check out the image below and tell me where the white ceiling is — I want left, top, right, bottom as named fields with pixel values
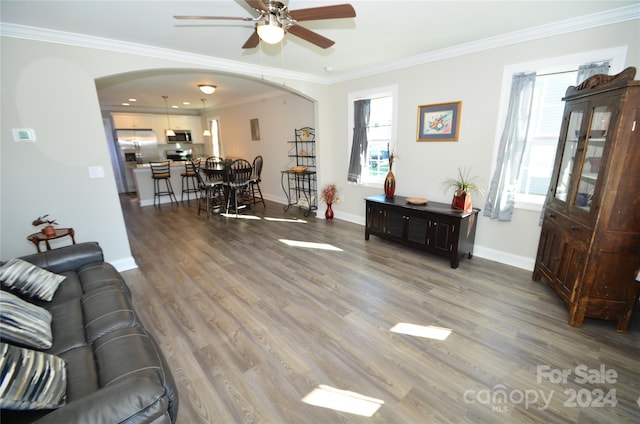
left=1, top=0, right=638, bottom=113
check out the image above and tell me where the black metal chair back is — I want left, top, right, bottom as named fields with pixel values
left=228, top=159, right=252, bottom=185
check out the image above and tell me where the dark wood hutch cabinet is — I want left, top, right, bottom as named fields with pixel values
left=532, top=67, right=640, bottom=332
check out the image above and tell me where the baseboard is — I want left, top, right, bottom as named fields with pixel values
left=109, top=256, right=138, bottom=272
left=472, top=245, right=535, bottom=271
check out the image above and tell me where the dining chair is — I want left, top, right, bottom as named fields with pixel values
left=204, top=156, right=224, bottom=181
left=193, top=160, right=224, bottom=218
left=180, top=158, right=201, bottom=204
left=225, top=158, right=253, bottom=215
left=248, top=155, right=265, bottom=207
left=149, top=161, right=178, bottom=207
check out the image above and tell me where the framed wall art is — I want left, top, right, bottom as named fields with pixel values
left=416, top=101, right=462, bottom=142
left=250, top=118, right=260, bottom=141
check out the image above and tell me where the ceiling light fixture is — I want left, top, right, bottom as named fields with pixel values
left=162, top=95, right=175, bottom=137
left=257, top=13, right=285, bottom=44
left=201, top=99, right=212, bottom=137
left=199, top=85, right=216, bottom=95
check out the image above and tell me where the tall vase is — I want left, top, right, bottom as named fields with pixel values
left=384, top=170, right=396, bottom=198
left=325, top=203, right=334, bottom=220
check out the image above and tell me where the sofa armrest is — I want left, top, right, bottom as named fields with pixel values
left=33, top=377, right=171, bottom=424
left=19, top=242, right=104, bottom=274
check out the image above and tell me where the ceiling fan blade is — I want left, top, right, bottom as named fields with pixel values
left=246, top=0, right=268, bottom=12
left=288, top=4, right=356, bottom=21
left=287, top=25, right=335, bottom=49
left=174, top=15, right=254, bottom=21
left=242, top=30, right=260, bottom=49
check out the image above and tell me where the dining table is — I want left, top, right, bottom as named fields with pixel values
left=200, top=159, right=253, bottom=213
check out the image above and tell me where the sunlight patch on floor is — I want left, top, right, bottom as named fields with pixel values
left=390, top=323, right=452, bottom=340
left=302, top=385, right=384, bottom=417
left=264, top=217, right=307, bottom=223
left=279, top=239, right=343, bottom=251
left=220, top=213, right=262, bottom=220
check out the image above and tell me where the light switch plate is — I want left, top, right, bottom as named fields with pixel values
left=12, top=128, right=36, bottom=142
left=88, top=166, right=105, bottom=179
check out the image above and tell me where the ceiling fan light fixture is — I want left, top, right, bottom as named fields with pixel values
left=257, top=14, right=284, bottom=44
left=199, top=84, right=216, bottom=94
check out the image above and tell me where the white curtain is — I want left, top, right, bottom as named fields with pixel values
left=576, top=61, right=611, bottom=84
left=484, top=72, right=536, bottom=221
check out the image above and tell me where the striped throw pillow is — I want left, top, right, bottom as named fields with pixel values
left=0, top=342, right=67, bottom=410
left=0, top=291, right=52, bottom=349
left=0, top=258, right=66, bottom=301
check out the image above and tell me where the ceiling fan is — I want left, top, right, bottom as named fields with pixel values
left=174, top=0, right=356, bottom=49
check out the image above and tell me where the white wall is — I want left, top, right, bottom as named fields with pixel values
left=207, top=93, right=314, bottom=203
left=1, top=19, right=638, bottom=271
left=317, top=20, right=639, bottom=270
left=0, top=37, right=318, bottom=265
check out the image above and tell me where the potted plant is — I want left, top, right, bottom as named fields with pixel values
left=442, top=167, right=484, bottom=212
left=321, top=184, right=339, bottom=220
left=32, top=214, right=59, bottom=236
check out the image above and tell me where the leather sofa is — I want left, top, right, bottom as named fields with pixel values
left=1, top=242, right=178, bottom=423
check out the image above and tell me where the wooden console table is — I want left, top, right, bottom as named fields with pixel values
left=365, top=195, right=479, bottom=268
left=27, top=228, right=76, bottom=252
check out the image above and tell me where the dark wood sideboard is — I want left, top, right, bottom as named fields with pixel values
left=365, top=195, right=479, bottom=268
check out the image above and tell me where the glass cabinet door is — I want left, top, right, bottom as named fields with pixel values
left=573, top=106, right=611, bottom=211
left=554, top=110, right=583, bottom=202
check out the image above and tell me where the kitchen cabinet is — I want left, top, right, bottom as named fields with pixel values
left=111, top=113, right=156, bottom=129
left=112, top=113, right=203, bottom=143
left=365, top=195, right=479, bottom=268
left=532, top=67, right=640, bottom=332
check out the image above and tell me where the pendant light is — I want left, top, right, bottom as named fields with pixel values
left=201, top=99, right=212, bottom=137
left=162, top=95, right=175, bottom=137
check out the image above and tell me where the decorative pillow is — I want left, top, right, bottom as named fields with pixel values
left=0, top=291, right=52, bottom=349
left=0, top=258, right=66, bottom=301
left=0, top=342, right=67, bottom=410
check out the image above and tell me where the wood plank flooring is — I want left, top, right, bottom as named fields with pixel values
left=118, top=195, right=640, bottom=423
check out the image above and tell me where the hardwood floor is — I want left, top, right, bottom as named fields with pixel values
left=118, top=195, right=640, bottom=423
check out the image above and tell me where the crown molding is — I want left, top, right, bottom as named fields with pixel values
left=326, top=4, right=640, bottom=83
left=1, top=4, right=638, bottom=85
left=0, top=21, right=328, bottom=85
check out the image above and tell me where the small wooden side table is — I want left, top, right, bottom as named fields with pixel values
left=27, top=228, right=76, bottom=252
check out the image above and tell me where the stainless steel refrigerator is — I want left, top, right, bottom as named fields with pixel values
left=114, top=129, right=159, bottom=193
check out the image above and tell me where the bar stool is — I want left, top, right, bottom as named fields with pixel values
left=181, top=158, right=200, bottom=204
left=149, top=161, right=178, bottom=207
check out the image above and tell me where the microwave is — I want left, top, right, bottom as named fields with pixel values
left=167, top=130, right=192, bottom=143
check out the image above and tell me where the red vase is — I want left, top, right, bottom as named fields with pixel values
left=384, top=170, right=396, bottom=198
left=452, top=190, right=472, bottom=212
left=325, top=203, right=334, bottom=220
left=42, top=225, right=56, bottom=236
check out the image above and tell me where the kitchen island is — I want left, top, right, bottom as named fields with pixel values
left=131, top=161, right=196, bottom=206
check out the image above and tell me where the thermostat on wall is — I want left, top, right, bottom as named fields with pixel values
left=12, top=128, right=36, bottom=142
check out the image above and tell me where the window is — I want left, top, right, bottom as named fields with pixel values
left=348, top=86, right=397, bottom=185
left=210, top=119, right=221, bottom=157
left=492, top=47, right=626, bottom=212
left=516, top=70, right=577, bottom=203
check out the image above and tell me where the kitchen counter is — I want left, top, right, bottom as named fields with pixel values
left=131, top=160, right=198, bottom=206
